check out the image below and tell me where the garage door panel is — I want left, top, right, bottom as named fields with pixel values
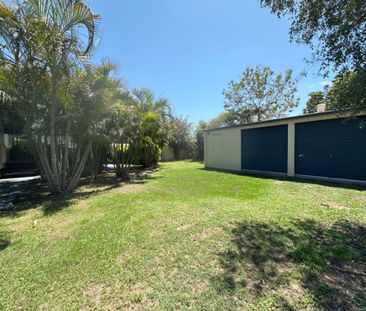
left=295, top=117, right=366, bottom=181
left=241, top=125, right=288, bottom=173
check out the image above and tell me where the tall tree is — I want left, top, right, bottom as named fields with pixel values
left=0, top=0, right=100, bottom=193
left=327, top=71, right=366, bottom=114
left=223, top=66, right=300, bottom=122
left=131, top=88, right=172, bottom=167
left=260, top=0, right=366, bottom=72
left=194, top=120, right=207, bottom=161
left=76, top=61, right=120, bottom=182
left=132, top=88, right=171, bottom=149
left=207, top=111, right=238, bottom=129
left=105, top=88, right=172, bottom=176
left=168, top=116, right=193, bottom=160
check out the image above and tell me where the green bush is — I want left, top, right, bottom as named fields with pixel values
left=140, top=136, right=161, bottom=168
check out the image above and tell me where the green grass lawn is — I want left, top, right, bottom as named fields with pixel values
left=1, top=162, right=365, bottom=310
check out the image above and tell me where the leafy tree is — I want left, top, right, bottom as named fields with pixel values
left=327, top=71, right=366, bottom=114
left=303, top=91, right=327, bottom=114
left=207, top=111, right=237, bottom=129
left=168, top=116, right=193, bottom=160
left=130, top=88, right=171, bottom=167
left=223, top=66, right=299, bottom=122
left=260, top=1, right=366, bottom=113
left=0, top=0, right=100, bottom=193
left=194, top=120, right=207, bottom=161
left=106, top=99, right=139, bottom=179
left=82, top=61, right=121, bottom=181
left=260, top=0, right=366, bottom=72
left=105, top=88, right=171, bottom=177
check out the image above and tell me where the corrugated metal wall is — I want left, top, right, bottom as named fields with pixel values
left=295, top=117, right=366, bottom=181
left=241, top=125, right=288, bottom=173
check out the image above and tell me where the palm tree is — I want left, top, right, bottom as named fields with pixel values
left=0, top=0, right=100, bottom=193
left=132, top=88, right=170, bottom=116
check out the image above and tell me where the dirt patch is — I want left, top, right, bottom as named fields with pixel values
left=82, top=281, right=155, bottom=311
left=192, top=227, right=223, bottom=244
left=177, top=224, right=191, bottom=231
left=277, top=279, right=306, bottom=306
left=116, top=251, right=135, bottom=265
left=82, top=283, right=107, bottom=310
left=321, top=201, right=351, bottom=210
left=111, top=282, right=154, bottom=311
left=190, top=280, right=209, bottom=296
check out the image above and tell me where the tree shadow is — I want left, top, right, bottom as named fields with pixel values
left=200, top=167, right=366, bottom=191
left=0, top=230, right=11, bottom=252
left=213, top=219, right=366, bottom=310
left=1, top=167, right=160, bottom=217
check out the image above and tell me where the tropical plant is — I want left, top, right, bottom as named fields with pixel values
left=130, top=88, right=171, bottom=167
left=106, top=96, right=139, bottom=179
left=0, top=0, right=100, bottom=193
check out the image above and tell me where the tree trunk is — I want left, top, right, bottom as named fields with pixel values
left=35, top=140, right=57, bottom=193
left=66, top=141, right=92, bottom=193
left=49, top=71, right=61, bottom=192
left=61, top=121, right=70, bottom=190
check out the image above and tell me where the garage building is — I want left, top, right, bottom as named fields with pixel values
left=204, top=110, right=366, bottom=183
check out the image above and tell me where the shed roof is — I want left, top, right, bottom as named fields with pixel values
left=204, top=110, right=364, bottom=132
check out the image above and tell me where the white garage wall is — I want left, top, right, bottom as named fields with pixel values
left=204, top=127, right=241, bottom=171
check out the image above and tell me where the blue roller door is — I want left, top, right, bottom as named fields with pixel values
left=241, top=125, right=288, bottom=173
left=295, top=117, right=366, bottom=181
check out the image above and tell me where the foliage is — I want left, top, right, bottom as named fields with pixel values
left=260, top=0, right=366, bottom=72
left=140, top=136, right=161, bottom=168
left=168, top=116, right=193, bottom=160
left=0, top=1, right=190, bottom=191
left=207, top=111, right=238, bottom=129
left=0, top=0, right=100, bottom=193
left=327, top=71, right=366, bottom=114
left=304, top=71, right=366, bottom=114
left=131, top=88, right=171, bottom=167
left=104, top=87, right=171, bottom=176
left=194, top=120, right=208, bottom=161
left=303, top=91, right=327, bottom=114
left=223, top=66, right=300, bottom=122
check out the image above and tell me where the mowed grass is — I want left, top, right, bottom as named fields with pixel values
left=0, top=162, right=365, bottom=310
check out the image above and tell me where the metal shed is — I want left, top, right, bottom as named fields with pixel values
left=204, top=111, right=366, bottom=183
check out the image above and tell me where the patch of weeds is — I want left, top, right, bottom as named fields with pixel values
left=130, top=293, right=143, bottom=304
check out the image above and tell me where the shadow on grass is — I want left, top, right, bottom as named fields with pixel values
left=213, top=219, right=366, bottom=310
left=0, top=230, right=11, bottom=252
left=1, top=167, right=160, bottom=217
left=200, top=167, right=366, bottom=191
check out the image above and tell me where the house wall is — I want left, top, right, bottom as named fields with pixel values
left=204, top=111, right=366, bottom=180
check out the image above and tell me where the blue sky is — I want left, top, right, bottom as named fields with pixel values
left=88, top=0, right=330, bottom=123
